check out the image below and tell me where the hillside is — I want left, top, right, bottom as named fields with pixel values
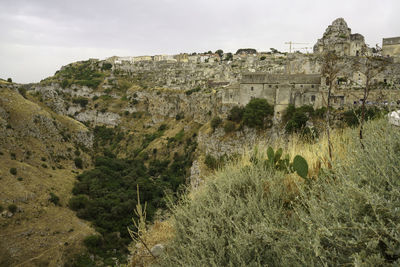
left=147, top=118, right=400, bottom=266
left=0, top=87, right=95, bottom=266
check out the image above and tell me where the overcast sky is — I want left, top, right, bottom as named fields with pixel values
left=0, top=0, right=399, bottom=83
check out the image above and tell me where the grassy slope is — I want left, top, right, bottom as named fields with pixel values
left=0, top=88, right=95, bottom=266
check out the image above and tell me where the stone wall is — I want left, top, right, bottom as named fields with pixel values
left=382, top=37, right=400, bottom=58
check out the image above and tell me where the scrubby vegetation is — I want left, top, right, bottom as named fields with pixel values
left=69, top=120, right=198, bottom=264
left=156, top=119, right=400, bottom=266
left=342, top=106, right=385, bottom=127
left=48, top=60, right=105, bottom=89
left=243, top=98, right=274, bottom=129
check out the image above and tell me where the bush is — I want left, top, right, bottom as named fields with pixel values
left=84, top=235, right=103, bottom=254
left=18, top=87, right=27, bottom=98
left=49, top=192, right=60, bottom=206
left=228, top=106, right=244, bottom=123
left=7, top=78, right=12, bottom=83
left=158, top=119, right=400, bottom=266
left=74, top=157, right=83, bottom=169
left=0, top=205, right=3, bottom=212
left=101, top=63, right=112, bottom=70
left=68, top=195, right=89, bottom=211
left=72, top=97, right=89, bottom=108
left=210, top=116, right=222, bottom=131
left=243, top=98, right=274, bottom=129
left=8, top=204, right=17, bottom=213
left=223, top=121, right=236, bottom=133
left=285, top=110, right=308, bottom=134
left=204, top=154, right=218, bottom=170
left=175, top=113, right=184, bottom=121
left=10, top=168, right=17, bottom=175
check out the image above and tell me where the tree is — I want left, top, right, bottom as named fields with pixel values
left=211, top=116, right=222, bottom=131
left=243, top=98, right=274, bottom=129
left=319, top=51, right=343, bottom=161
left=355, top=47, right=390, bottom=148
left=7, top=78, right=12, bottom=83
left=228, top=106, right=244, bottom=123
left=215, top=49, right=224, bottom=59
left=225, top=52, right=233, bottom=61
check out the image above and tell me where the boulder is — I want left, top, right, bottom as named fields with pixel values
left=150, top=244, right=164, bottom=257
left=388, top=110, right=400, bottom=126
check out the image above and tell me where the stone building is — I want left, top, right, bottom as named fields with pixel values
left=313, top=18, right=367, bottom=56
left=223, top=73, right=322, bottom=117
left=382, top=37, right=400, bottom=61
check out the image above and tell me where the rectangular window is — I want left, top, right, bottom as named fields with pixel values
left=311, top=95, right=316, bottom=102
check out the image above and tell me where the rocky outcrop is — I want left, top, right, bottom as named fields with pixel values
left=131, top=90, right=223, bottom=124
left=389, top=110, right=400, bottom=126
left=313, top=18, right=367, bottom=56
left=197, top=127, right=273, bottom=158
left=75, top=110, right=121, bottom=126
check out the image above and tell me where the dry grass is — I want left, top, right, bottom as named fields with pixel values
left=0, top=88, right=95, bottom=266
left=129, top=220, right=174, bottom=267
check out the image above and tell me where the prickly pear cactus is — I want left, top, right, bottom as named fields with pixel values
left=293, top=155, right=308, bottom=179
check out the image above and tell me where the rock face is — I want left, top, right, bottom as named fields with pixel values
left=131, top=90, right=223, bottom=124
left=314, top=18, right=367, bottom=56
left=75, top=110, right=121, bottom=126
left=197, top=127, right=272, bottom=158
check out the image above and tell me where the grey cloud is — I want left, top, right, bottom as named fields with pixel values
left=0, top=0, right=399, bottom=83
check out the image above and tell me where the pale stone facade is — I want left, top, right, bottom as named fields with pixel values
left=382, top=37, right=400, bottom=61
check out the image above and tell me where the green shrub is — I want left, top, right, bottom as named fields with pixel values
left=7, top=78, right=12, bottom=83
left=228, top=106, right=244, bottom=123
left=83, top=235, right=104, bottom=254
left=10, top=152, right=16, bottom=160
left=175, top=113, right=184, bottom=120
left=314, top=106, right=327, bottom=119
left=72, top=97, right=89, bottom=108
left=223, top=121, right=236, bottom=133
left=18, top=87, right=27, bottom=98
left=204, top=154, right=218, bottom=170
left=8, top=204, right=17, bottom=213
left=101, top=62, right=112, bottom=70
left=0, top=205, right=3, bottom=212
left=158, top=119, right=400, bottom=266
left=68, top=195, right=89, bottom=211
left=211, top=116, right=222, bottom=131
left=17, top=177, right=23, bottom=181
left=185, top=87, right=201, bottom=95
left=49, top=192, right=60, bottom=206
left=343, top=109, right=359, bottom=127
left=285, top=110, right=308, bottom=134
left=74, top=157, right=83, bottom=169
left=243, top=98, right=273, bottom=129
left=10, top=168, right=17, bottom=175
left=260, top=56, right=266, bottom=60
